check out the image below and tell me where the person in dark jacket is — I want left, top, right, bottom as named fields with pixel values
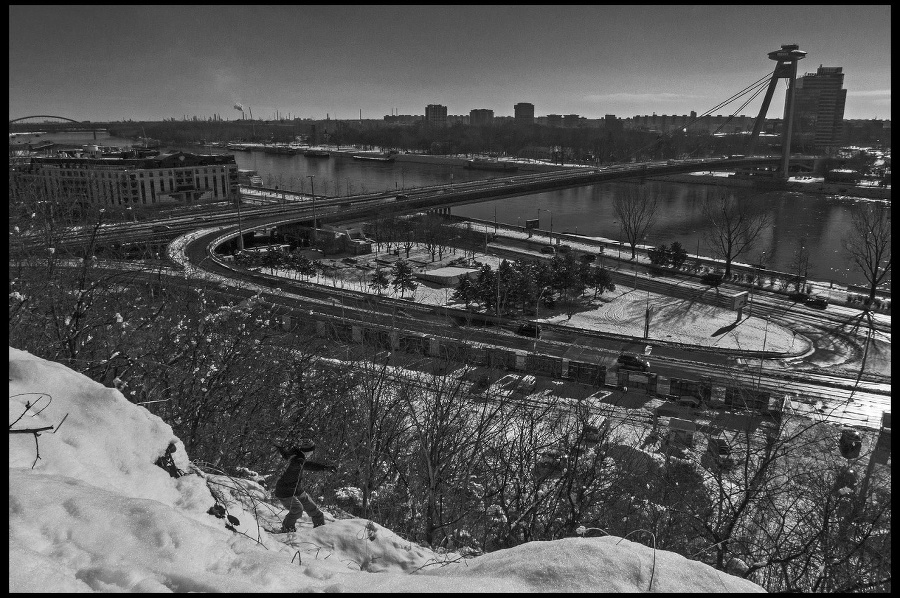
left=273, top=439, right=336, bottom=532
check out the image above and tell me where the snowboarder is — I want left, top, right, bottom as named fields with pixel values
left=273, top=439, right=336, bottom=532
left=154, top=442, right=184, bottom=478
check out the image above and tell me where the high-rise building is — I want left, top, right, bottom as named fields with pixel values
left=792, top=65, right=847, bottom=150
left=469, top=108, right=494, bottom=126
left=514, top=102, right=535, bottom=124
left=425, top=104, right=448, bottom=127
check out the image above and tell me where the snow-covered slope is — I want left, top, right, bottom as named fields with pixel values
left=9, top=347, right=765, bottom=592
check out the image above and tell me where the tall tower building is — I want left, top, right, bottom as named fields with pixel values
left=792, top=65, right=847, bottom=151
left=514, top=102, right=535, bottom=124
left=425, top=104, right=448, bottom=127
left=469, top=108, right=494, bottom=126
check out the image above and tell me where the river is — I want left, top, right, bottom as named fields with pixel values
left=229, top=151, right=890, bottom=287
left=22, top=134, right=885, bottom=287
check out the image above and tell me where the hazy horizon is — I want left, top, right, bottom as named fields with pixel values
left=9, top=5, right=891, bottom=123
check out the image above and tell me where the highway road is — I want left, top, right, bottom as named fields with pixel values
left=23, top=155, right=886, bottom=430
left=163, top=215, right=890, bottom=430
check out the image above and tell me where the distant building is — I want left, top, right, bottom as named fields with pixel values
left=383, top=114, right=422, bottom=125
left=792, top=65, right=848, bottom=151
left=425, top=104, right=448, bottom=127
left=842, top=118, right=890, bottom=146
left=563, top=114, right=581, bottom=128
left=546, top=114, right=562, bottom=127
left=604, top=114, right=623, bottom=131
left=514, top=102, right=535, bottom=124
left=625, top=113, right=759, bottom=134
left=469, top=108, right=494, bottom=126
left=10, top=151, right=238, bottom=207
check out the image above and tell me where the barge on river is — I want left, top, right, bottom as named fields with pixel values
left=464, top=158, right=519, bottom=172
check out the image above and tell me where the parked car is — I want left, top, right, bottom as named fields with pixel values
left=788, top=291, right=810, bottom=302
left=580, top=253, right=596, bottom=263
left=707, top=437, right=733, bottom=467
left=515, top=322, right=541, bottom=338
left=617, top=354, right=650, bottom=372
left=700, top=272, right=724, bottom=286
left=540, top=245, right=556, bottom=254
left=677, top=396, right=701, bottom=409
left=805, top=295, right=828, bottom=309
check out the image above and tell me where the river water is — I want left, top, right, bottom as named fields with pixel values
left=47, top=140, right=872, bottom=288
left=230, top=151, right=889, bottom=287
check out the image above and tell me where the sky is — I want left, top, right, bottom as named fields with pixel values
left=9, top=345, right=765, bottom=592
left=8, top=6, right=891, bottom=123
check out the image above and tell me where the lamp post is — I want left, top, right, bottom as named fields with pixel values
left=235, top=189, right=244, bottom=251
left=533, top=286, right=550, bottom=354
left=538, top=208, right=553, bottom=244
left=757, top=318, right=769, bottom=389
left=307, top=175, right=316, bottom=244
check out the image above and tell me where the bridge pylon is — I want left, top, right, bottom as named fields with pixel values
left=748, top=44, right=806, bottom=179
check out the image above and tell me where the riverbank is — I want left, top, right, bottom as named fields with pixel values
left=455, top=215, right=892, bottom=309
left=320, top=150, right=573, bottom=173
left=652, top=172, right=891, bottom=200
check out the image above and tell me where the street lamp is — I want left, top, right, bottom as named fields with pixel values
left=538, top=208, right=553, bottom=244
left=757, top=318, right=769, bottom=389
left=307, top=175, right=316, bottom=244
left=235, top=189, right=245, bottom=251
left=533, top=286, right=551, bottom=354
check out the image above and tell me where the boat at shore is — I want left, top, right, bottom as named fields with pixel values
left=352, top=153, right=395, bottom=162
left=226, top=142, right=252, bottom=151
left=303, top=149, right=330, bottom=158
left=262, top=144, right=300, bottom=155
left=465, top=158, right=519, bottom=172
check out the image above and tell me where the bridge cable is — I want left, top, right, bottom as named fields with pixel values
left=619, top=71, right=775, bottom=163
left=683, top=77, right=772, bottom=158
left=621, top=73, right=773, bottom=161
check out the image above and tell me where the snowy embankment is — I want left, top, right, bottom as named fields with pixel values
left=9, top=347, right=764, bottom=592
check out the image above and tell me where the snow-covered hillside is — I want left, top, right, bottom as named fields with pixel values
left=9, top=346, right=764, bottom=592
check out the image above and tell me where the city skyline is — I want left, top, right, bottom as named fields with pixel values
left=8, top=5, right=891, bottom=123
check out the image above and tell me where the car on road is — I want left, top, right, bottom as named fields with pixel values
left=152, top=224, right=172, bottom=232
left=557, top=244, right=571, bottom=254
left=617, top=354, right=650, bottom=372
left=804, top=295, right=828, bottom=309
left=515, top=322, right=541, bottom=338
left=700, top=272, right=724, bottom=286
left=540, top=245, right=556, bottom=254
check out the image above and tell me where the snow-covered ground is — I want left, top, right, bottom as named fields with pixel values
left=9, top=346, right=764, bottom=592
left=260, top=253, right=804, bottom=354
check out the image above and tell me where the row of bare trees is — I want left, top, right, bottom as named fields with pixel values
left=612, top=185, right=890, bottom=304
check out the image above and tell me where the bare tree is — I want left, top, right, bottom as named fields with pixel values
left=844, top=202, right=891, bottom=304
left=701, top=193, right=770, bottom=278
left=612, top=185, right=658, bottom=260
left=789, top=236, right=811, bottom=293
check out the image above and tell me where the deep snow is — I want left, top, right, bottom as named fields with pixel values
left=9, top=346, right=764, bottom=592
